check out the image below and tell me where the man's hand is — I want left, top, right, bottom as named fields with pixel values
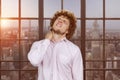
left=45, top=31, right=53, bottom=40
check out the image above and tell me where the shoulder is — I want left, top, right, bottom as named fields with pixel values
left=32, top=39, right=46, bottom=46
left=33, top=39, right=44, bottom=44
left=65, top=40, right=81, bottom=56
left=66, top=40, right=82, bottom=59
left=66, top=40, right=80, bottom=50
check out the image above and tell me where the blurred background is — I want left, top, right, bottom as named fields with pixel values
left=0, top=0, right=120, bottom=80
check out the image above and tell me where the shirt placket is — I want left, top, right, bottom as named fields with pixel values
left=52, top=43, right=58, bottom=80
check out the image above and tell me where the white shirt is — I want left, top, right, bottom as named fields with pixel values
left=28, top=38, right=83, bottom=80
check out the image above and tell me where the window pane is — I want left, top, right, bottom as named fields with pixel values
left=1, top=40, right=19, bottom=61
left=105, top=20, right=120, bottom=39
left=1, top=20, right=18, bottom=39
left=86, top=0, right=103, bottom=18
left=1, top=71, right=19, bottom=80
left=43, top=20, right=50, bottom=36
left=86, top=41, right=103, bottom=60
left=72, top=20, right=81, bottom=39
left=20, top=40, right=34, bottom=61
left=1, top=62, right=19, bottom=70
left=105, top=41, right=120, bottom=60
left=64, top=0, right=81, bottom=18
left=21, top=62, right=37, bottom=70
left=21, top=71, right=37, bottom=80
left=86, top=62, right=103, bottom=69
left=106, top=71, right=120, bottom=80
left=85, top=71, right=104, bottom=80
left=1, top=0, right=18, bottom=17
left=21, top=20, right=39, bottom=40
left=86, top=20, right=103, bottom=39
left=21, top=0, right=38, bottom=17
left=106, top=60, right=120, bottom=69
left=44, top=0, right=61, bottom=18
left=106, top=0, right=120, bottom=18
left=72, top=20, right=81, bottom=48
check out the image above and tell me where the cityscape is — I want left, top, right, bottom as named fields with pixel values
left=0, top=20, right=120, bottom=80
left=85, top=20, right=120, bottom=80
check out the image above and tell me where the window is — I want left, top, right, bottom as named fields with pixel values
left=0, top=0, right=120, bottom=80
left=85, top=0, right=120, bottom=80
left=0, top=0, right=39, bottom=80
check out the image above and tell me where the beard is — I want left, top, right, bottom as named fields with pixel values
left=52, top=28, right=66, bottom=35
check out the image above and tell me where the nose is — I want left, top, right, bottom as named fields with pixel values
left=58, top=19, right=63, bottom=24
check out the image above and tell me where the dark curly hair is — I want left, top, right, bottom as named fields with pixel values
left=50, top=10, right=77, bottom=39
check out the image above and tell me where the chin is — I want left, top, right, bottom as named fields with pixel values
left=53, top=29, right=64, bottom=35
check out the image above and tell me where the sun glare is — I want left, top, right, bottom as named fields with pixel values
left=1, top=19, right=10, bottom=28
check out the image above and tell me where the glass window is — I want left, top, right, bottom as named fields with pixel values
left=44, top=0, right=61, bottom=18
left=1, top=71, right=19, bottom=80
left=105, top=41, right=120, bottom=61
left=86, top=41, right=103, bottom=60
left=1, top=0, right=18, bottom=17
left=105, top=20, right=120, bottom=39
left=21, top=20, right=39, bottom=40
left=1, top=40, right=19, bottom=61
left=21, top=71, right=37, bottom=80
left=21, top=0, right=38, bottom=17
left=64, top=0, right=81, bottom=18
left=43, top=20, right=50, bottom=36
left=86, top=0, right=103, bottom=18
left=1, top=62, right=19, bottom=70
left=72, top=20, right=81, bottom=39
left=86, top=20, right=103, bottom=39
left=105, top=71, right=120, bottom=80
left=86, top=62, right=103, bottom=69
left=1, top=20, right=18, bottom=39
left=85, top=71, right=104, bottom=80
left=0, top=0, right=39, bottom=80
left=21, top=62, right=36, bottom=70
left=106, top=0, right=120, bottom=18
left=1, top=0, right=120, bottom=80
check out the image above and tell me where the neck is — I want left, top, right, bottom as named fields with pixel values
left=52, top=32, right=66, bottom=42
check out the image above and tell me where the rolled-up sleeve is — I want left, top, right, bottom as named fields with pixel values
left=28, top=39, right=50, bottom=67
left=72, top=49, right=83, bottom=80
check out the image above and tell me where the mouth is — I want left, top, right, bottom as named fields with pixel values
left=56, top=23, right=62, bottom=28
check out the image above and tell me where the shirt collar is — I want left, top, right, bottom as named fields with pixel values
left=51, top=37, right=67, bottom=43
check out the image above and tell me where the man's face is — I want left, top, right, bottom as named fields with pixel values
left=52, top=15, right=70, bottom=35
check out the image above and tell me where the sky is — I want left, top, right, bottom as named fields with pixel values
left=1, top=0, right=38, bottom=17
left=1, top=0, right=120, bottom=30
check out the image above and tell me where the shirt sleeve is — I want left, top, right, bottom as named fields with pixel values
left=28, top=39, right=50, bottom=67
left=72, top=48, right=83, bottom=80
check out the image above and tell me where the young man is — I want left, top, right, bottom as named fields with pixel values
left=28, top=10, right=83, bottom=80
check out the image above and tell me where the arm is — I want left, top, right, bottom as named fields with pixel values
left=28, top=39, right=50, bottom=67
left=72, top=49, right=83, bottom=80
left=28, top=31, right=53, bottom=67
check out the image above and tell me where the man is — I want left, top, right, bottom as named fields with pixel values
left=28, top=10, right=83, bottom=80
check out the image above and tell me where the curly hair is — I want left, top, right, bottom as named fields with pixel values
left=50, top=10, right=77, bottom=39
